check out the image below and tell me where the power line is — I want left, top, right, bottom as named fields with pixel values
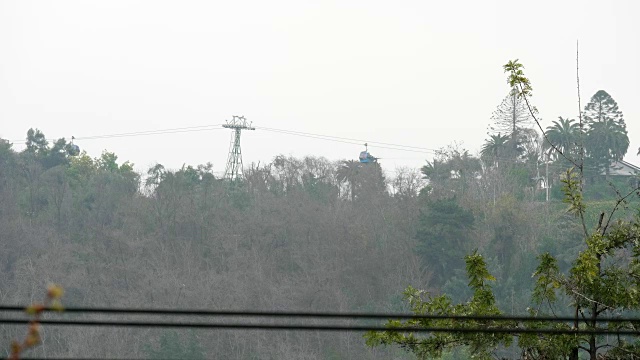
left=1, top=306, right=639, bottom=323
left=19, top=358, right=154, bottom=360
left=18, top=358, right=148, bottom=360
left=257, top=126, right=438, bottom=151
left=256, top=126, right=438, bottom=154
left=77, top=126, right=225, bottom=141
left=9, top=124, right=224, bottom=144
left=0, top=319, right=638, bottom=335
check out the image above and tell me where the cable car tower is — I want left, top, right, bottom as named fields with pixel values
left=223, top=115, right=255, bottom=181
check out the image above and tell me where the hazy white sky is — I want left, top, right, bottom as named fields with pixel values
left=1, top=0, right=639, bottom=176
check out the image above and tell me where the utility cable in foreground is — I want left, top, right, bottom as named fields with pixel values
left=1, top=306, right=640, bottom=323
left=0, top=318, right=638, bottom=335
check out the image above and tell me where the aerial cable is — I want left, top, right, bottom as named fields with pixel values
left=9, top=124, right=224, bottom=144
left=256, top=126, right=439, bottom=152
left=257, top=128, right=437, bottom=155
left=76, top=125, right=224, bottom=140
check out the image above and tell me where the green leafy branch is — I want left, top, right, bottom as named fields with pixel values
left=561, top=168, right=589, bottom=237
left=503, top=59, right=581, bottom=170
left=364, top=251, right=514, bottom=360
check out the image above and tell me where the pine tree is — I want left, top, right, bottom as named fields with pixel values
left=488, top=88, right=535, bottom=157
left=583, top=90, right=629, bottom=179
left=583, top=90, right=625, bottom=128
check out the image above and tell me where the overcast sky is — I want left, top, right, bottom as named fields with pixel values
left=1, top=0, right=639, bottom=177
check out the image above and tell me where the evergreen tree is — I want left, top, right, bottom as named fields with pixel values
left=480, top=133, right=509, bottom=166
left=336, top=160, right=360, bottom=201
left=583, top=90, right=625, bottom=128
left=583, top=90, right=630, bottom=179
left=544, top=117, right=581, bottom=160
left=421, top=145, right=481, bottom=198
left=488, top=87, right=534, bottom=157
left=415, top=197, right=475, bottom=285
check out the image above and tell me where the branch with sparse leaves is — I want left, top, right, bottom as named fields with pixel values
left=503, top=60, right=581, bottom=170
left=7, top=285, right=64, bottom=360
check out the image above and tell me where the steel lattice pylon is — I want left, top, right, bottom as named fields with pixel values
left=223, top=115, right=255, bottom=181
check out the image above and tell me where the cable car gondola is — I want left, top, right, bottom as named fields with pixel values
left=66, top=136, right=80, bottom=156
left=358, top=143, right=378, bottom=163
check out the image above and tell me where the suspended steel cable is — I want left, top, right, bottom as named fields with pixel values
left=255, top=126, right=439, bottom=152
left=8, top=124, right=225, bottom=144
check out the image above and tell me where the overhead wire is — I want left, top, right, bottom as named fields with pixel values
left=9, top=124, right=225, bottom=144
left=255, top=126, right=439, bottom=153
left=1, top=307, right=638, bottom=336
left=75, top=124, right=225, bottom=141
left=1, top=306, right=639, bottom=324
left=0, top=319, right=638, bottom=335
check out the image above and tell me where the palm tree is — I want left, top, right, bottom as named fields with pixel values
left=336, top=160, right=360, bottom=201
left=421, top=159, right=451, bottom=188
left=544, top=117, right=581, bottom=160
left=480, top=133, right=509, bottom=166
left=451, top=150, right=482, bottom=197
left=585, top=118, right=629, bottom=179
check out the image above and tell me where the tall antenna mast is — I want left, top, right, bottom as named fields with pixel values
left=223, top=115, right=255, bottom=181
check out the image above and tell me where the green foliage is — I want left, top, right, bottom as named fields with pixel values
left=585, top=117, right=629, bottom=178
left=0, top=139, right=16, bottom=187
left=531, top=253, right=561, bottom=306
left=142, top=331, right=205, bottom=360
left=480, top=134, right=509, bottom=163
left=336, top=160, right=361, bottom=201
left=506, top=165, right=532, bottom=200
left=524, top=163, right=640, bottom=358
left=583, top=90, right=625, bottom=128
left=503, top=60, right=533, bottom=98
left=98, top=151, right=135, bottom=175
left=25, top=128, right=48, bottom=155
left=66, top=152, right=96, bottom=188
left=486, top=88, right=535, bottom=161
left=544, top=117, right=581, bottom=160
left=22, top=128, right=80, bottom=170
left=415, top=197, right=475, bottom=285
left=421, top=144, right=481, bottom=199
left=228, top=181, right=252, bottom=210
left=561, top=168, right=586, bottom=219
left=365, top=252, right=513, bottom=360
left=336, top=160, right=387, bottom=203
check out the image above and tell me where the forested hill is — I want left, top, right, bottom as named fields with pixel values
left=0, top=127, right=638, bottom=359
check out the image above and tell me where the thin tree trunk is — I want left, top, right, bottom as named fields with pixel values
left=589, top=254, right=602, bottom=360
left=512, top=88, right=518, bottom=155
left=350, top=180, right=355, bottom=201
left=570, top=305, right=579, bottom=360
